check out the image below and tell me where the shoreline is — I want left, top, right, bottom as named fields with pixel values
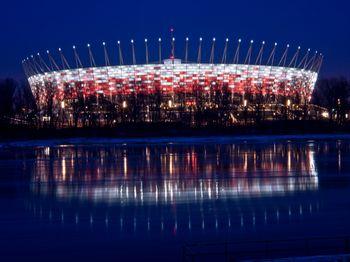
left=0, top=120, right=350, bottom=144
left=2, top=133, right=350, bottom=148
left=1, top=120, right=350, bottom=146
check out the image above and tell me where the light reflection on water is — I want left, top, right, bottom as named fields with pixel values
left=3, top=138, right=350, bottom=260
left=31, top=142, right=319, bottom=203
left=23, top=141, right=325, bottom=237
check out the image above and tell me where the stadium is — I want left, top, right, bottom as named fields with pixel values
left=23, top=36, right=322, bottom=127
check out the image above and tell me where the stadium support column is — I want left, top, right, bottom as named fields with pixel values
left=209, top=37, right=216, bottom=64
left=196, top=37, right=203, bottom=125
left=103, top=42, right=112, bottom=104
left=255, top=41, right=265, bottom=122
left=73, top=45, right=84, bottom=102
left=158, top=38, right=162, bottom=64
left=232, top=38, right=241, bottom=105
left=305, top=51, right=317, bottom=71
left=185, top=37, right=189, bottom=64
left=73, top=45, right=83, bottom=68
left=278, top=44, right=290, bottom=119
left=118, top=41, right=124, bottom=65
left=117, top=41, right=124, bottom=123
left=21, top=60, right=29, bottom=79
left=103, top=42, right=110, bottom=67
left=73, top=45, right=83, bottom=127
left=87, top=43, right=98, bottom=108
left=24, top=57, right=36, bottom=78
left=298, top=48, right=311, bottom=111
left=88, top=44, right=97, bottom=67
left=244, top=40, right=253, bottom=65
left=131, top=39, right=138, bottom=122
left=221, top=38, right=229, bottom=125
left=243, top=40, right=254, bottom=114
left=37, top=53, right=51, bottom=72
left=144, top=38, right=149, bottom=122
left=30, top=55, right=41, bottom=75
left=47, top=50, right=60, bottom=72
left=305, top=50, right=318, bottom=109
left=58, top=48, right=71, bottom=127
left=317, top=54, right=323, bottom=74
left=170, top=28, right=175, bottom=59
left=171, top=36, right=176, bottom=121
left=298, top=48, right=310, bottom=70
left=289, top=46, right=300, bottom=68
left=59, top=48, right=71, bottom=70
left=197, top=37, right=202, bottom=63
left=221, top=38, right=229, bottom=64
left=209, top=37, right=216, bottom=106
left=145, top=38, right=149, bottom=65
left=131, top=39, right=136, bottom=65
left=155, top=38, right=162, bottom=122
left=184, top=37, right=189, bottom=115
left=267, top=42, right=277, bottom=111
left=33, top=54, right=45, bottom=74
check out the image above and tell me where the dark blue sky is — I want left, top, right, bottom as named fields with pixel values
left=1, top=0, right=349, bottom=79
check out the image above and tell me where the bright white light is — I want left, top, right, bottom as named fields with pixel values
left=102, top=42, right=106, bottom=46
left=298, top=46, right=301, bottom=50
left=262, top=41, right=265, bottom=44
left=199, top=37, right=202, bottom=41
left=250, top=40, right=254, bottom=44
left=287, top=44, right=290, bottom=47
left=213, top=37, right=216, bottom=41
left=226, top=38, right=229, bottom=42
left=46, top=50, right=49, bottom=54
left=58, top=48, right=62, bottom=52
left=117, top=41, right=120, bottom=45
left=73, top=45, right=76, bottom=49
left=158, top=38, right=161, bottom=42
left=321, top=111, right=329, bottom=118
left=286, top=99, right=291, bottom=107
left=145, top=38, right=148, bottom=43
left=275, top=42, right=278, bottom=46
left=238, top=38, right=242, bottom=43
left=186, top=37, right=189, bottom=41
left=87, top=44, right=90, bottom=47
left=131, top=39, right=134, bottom=43
left=172, top=37, right=175, bottom=41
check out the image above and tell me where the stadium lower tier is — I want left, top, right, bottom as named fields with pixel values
left=30, top=92, right=325, bottom=127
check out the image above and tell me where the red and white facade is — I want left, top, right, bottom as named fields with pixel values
left=28, top=60, right=318, bottom=105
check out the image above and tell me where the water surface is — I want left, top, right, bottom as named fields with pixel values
left=0, top=136, right=350, bottom=261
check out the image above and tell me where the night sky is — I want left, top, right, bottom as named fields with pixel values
left=1, top=0, right=349, bottom=79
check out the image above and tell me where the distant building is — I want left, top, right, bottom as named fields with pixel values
left=23, top=37, right=322, bottom=126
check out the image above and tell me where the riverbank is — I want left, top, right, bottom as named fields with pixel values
left=0, top=120, right=349, bottom=141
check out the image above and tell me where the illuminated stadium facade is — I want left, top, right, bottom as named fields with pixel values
left=23, top=36, right=322, bottom=127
